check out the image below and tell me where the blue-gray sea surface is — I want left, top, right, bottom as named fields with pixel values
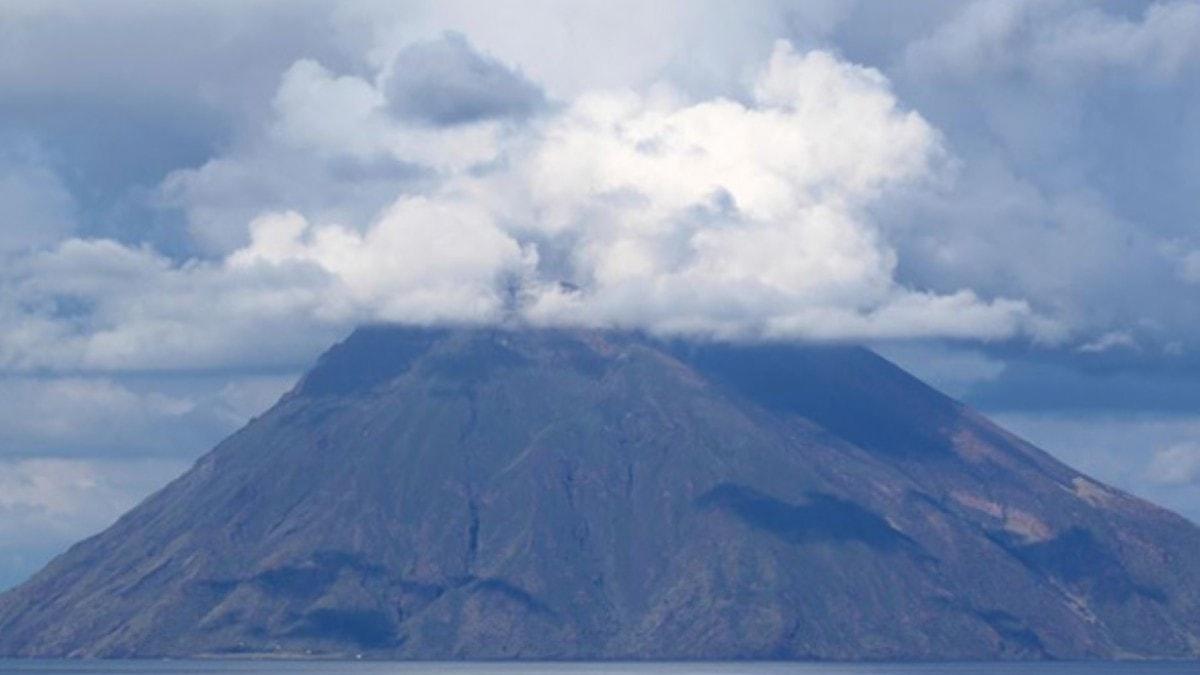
left=0, top=662, right=1197, bottom=675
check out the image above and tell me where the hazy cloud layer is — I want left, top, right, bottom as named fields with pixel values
left=1147, top=443, right=1200, bottom=486
left=0, top=457, right=187, bottom=589
left=0, top=374, right=296, bottom=458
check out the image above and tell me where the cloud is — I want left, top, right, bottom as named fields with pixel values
left=1079, top=331, right=1138, bottom=354
left=347, top=0, right=806, bottom=100
left=0, top=5, right=1194, bottom=367
left=0, top=1, right=370, bottom=249
left=0, top=370, right=291, bottom=590
left=0, top=238, right=342, bottom=372
left=0, top=458, right=175, bottom=521
left=902, top=0, right=1200, bottom=86
left=1178, top=249, right=1200, bottom=284
left=1146, top=442, right=1200, bottom=486
left=0, top=202, right=529, bottom=372
left=142, top=1, right=1200, bottom=361
left=992, top=411, right=1200, bottom=524
left=489, top=43, right=1053, bottom=342
left=0, top=378, right=189, bottom=454
left=0, top=374, right=295, bottom=458
left=0, top=40, right=1061, bottom=377
left=229, top=205, right=535, bottom=325
left=0, top=151, right=77, bottom=252
left=880, top=1, right=1200, bottom=358
left=382, top=32, right=546, bottom=126
left=159, top=146, right=430, bottom=255
left=28, top=3, right=1192, bottom=365
left=0, top=457, right=187, bottom=589
left=162, top=48, right=512, bottom=253
left=4, top=1, right=1198, bottom=363
left=272, top=56, right=511, bottom=170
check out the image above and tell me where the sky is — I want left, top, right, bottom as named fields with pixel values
left=1, top=0, right=1199, bottom=590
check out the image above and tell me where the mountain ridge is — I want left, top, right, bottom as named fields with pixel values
left=1, top=325, right=1197, bottom=660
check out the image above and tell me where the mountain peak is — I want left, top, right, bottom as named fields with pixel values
left=1, top=325, right=1198, bottom=660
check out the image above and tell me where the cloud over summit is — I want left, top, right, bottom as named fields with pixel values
left=0, top=37, right=1061, bottom=375
left=0, top=5, right=1194, bottom=384
left=3, top=0, right=1198, bottom=372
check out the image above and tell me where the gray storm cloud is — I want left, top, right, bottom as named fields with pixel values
left=383, top=32, right=547, bottom=126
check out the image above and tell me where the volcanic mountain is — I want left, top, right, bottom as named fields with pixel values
left=1, top=326, right=1198, bottom=660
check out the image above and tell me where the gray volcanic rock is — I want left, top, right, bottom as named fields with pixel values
left=1, top=326, right=1198, bottom=660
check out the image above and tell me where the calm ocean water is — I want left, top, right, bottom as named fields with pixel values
left=0, top=662, right=1197, bottom=675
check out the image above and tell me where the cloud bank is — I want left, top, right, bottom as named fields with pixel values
left=1, top=39, right=1059, bottom=374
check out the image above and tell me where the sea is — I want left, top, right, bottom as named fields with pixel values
left=0, top=662, right=1197, bottom=675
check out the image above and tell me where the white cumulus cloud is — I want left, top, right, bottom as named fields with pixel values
left=0, top=38, right=1059, bottom=375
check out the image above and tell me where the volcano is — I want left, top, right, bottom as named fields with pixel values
left=1, top=326, right=1198, bottom=660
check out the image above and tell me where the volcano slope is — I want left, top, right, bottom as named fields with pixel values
left=1, top=326, right=1198, bottom=660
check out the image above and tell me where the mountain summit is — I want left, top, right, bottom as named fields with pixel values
left=1, top=326, right=1198, bottom=659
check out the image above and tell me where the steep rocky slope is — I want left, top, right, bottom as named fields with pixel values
left=1, top=326, right=1197, bottom=659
